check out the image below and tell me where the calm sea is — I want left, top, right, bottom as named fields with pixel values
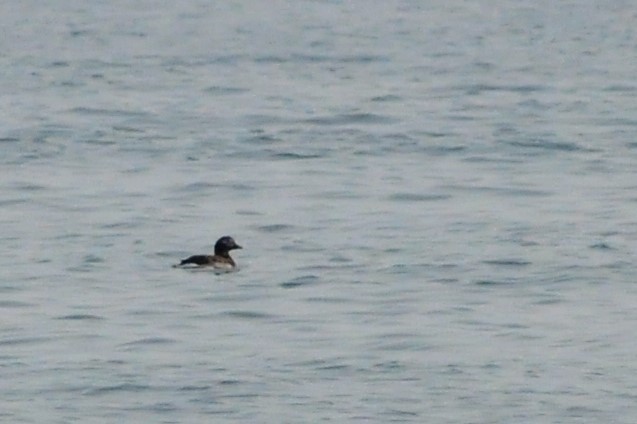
left=2, top=1, right=637, bottom=422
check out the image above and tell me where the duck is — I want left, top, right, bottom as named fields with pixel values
left=173, top=236, right=242, bottom=270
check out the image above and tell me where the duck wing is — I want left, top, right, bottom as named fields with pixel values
left=177, top=255, right=213, bottom=266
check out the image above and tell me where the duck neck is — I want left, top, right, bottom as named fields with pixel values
left=215, top=249, right=231, bottom=258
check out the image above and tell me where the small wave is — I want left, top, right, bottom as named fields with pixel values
left=483, top=259, right=531, bottom=267
left=241, top=134, right=281, bottom=145
left=370, top=94, right=402, bottom=102
left=112, top=126, right=145, bottom=133
left=253, top=55, right=287, bottom=64
left=69, top=107, right=149, bottom=118
left=305, top=296, right=350, bottom=303
left=254, top=53, right=388, bottom=64
left=270, top=152, right=325, bottom=160
left=315, top=363, right=350, bottom=372
left=603, top=84, right=637, bottom=92
left=101, top=221, right=138, bottom=230
left=82, top=254, right=104, bottom=264
left=335, top=54, right=389, bottom=63
left=254, top=224, right=295, bottom=233
left=281, top=275, right=319, bottom=289
left=474, top=279, right=518, bottom=286
left=84, top=383, right=151, bottom=395
left=221, top=311, right=274, bottom=319
left=0, top=336, right=51, bottom=346
left=56, top=314, right=104, bottom=321
left=449, top=184, right=551, bottom=198
left=304, top=113, right=395, bottom=126
left=179, top=385, right=212, bottom=391
left=12, top=182, right=48, bottom=191
left=502, top=138, right=586, bottom=152
left=590, top=242, right=615, bottom=250
left=80, top=138, right=117, bottom=146
left=120, top=337, right=176, bottom=347
left=242, top=113, right=291, bottom=126
left=534, top=298, right=563, bottom=305
left=236, top=209, right=263, bottom=216
left=173, top=54, right=244, bottom=65
left=180, top=182, right=221, bottom=192
left=218, top=379, right=243, bottom=386
left=388, top=193, right=451, bottom=202
left=419, top=144, right=467, bottom=155
left=459, top=83, right=545, bottom=95
left=138, top=402, right=178, bottom=413
left=372, top=360, right=406, bottom=372
left=315, top=190, right=365, bottom=199
left=380, top=409, right=419, bottom=418
left=204, top=86, right=249, bottom=95
left=0, top=198, right=27, bottom=207
left=0, top=300, right=33, bottom=308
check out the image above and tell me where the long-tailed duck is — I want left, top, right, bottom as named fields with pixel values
left=173, top=236, right=242, bottom=270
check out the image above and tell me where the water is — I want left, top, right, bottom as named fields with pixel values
left=2, top=1, right=637, bottom=422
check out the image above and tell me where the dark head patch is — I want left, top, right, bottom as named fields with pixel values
left=215, top=236, right=242, bottom=254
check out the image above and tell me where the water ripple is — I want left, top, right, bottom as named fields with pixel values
left=0, top=336, right=51, bottom=346
left=0, top=300, right=33, bottom=308
left=270, top=152, right=326, bottom=160
left=55, top=314, right=105, bottom=321
left=221, top=311, right=275, bottom=320
left=281, top=275, right=319, bottom=289
left=387, top=193, right=451, bottom=202
left=120, top=337, right=177, bottom=347
left=589, top=242, right=615, bottom=250
left=458, top=83, right=546, bottom=95
left=70, top=107, right=149, bottom=117
left=303, top=113, right=396, bottom=126
left=84, top=383, right=151, bottom=396
left=204, top=86, right=249, bottom=95
left=254, top=224, right=295, bottom=233
left=483, top=259, right=532, bottom=267
left=501, top=138, right=588, bottom=152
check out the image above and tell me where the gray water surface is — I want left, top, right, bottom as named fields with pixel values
left=2, top=1, right=637, bottom=423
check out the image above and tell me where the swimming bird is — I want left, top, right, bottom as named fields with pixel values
left=173, top=236, right=242, bottom=270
